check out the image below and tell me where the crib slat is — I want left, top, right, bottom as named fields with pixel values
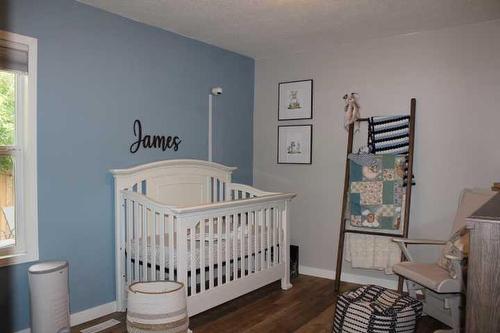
left=247, top=211, right=252, bottom=275
left=279, top=207, right=283, bottom=264
left=218, top=180, right=223, bottom=203
left=142, top=204, right=148, bottom=280
left=134, top=201, right=140, bottom=281
left=208, top=217, right=214, bottom=289
left=255, top=210, right=260, bottom=272
left=190, top=226, right=196, bottom=295
left=273, top=207, right=277, bottom=266
left=217, top=216, right=222, bottom=286
left=265, top=209, right=269, bottom=268
left=270, top=207, right=274, bottom=267
left=206, top=177, right=211, bottom=203
left=159, top=211, right=166, bottom=280
left=232, top=214, right=237, bottom=280
left=251, top=211, right=257, bottom=273
left=212, top=178, right=217, bottom=203
left=225, top=215, right=230, bottom=282
left=260, top=209, right=265, bottom=271
left=266, top=208, right=271, bottom=269
left=241, top=212, right=246, bottom=277
left=126, top=199, right=132, bottom=285
left=200, top=219, right=206, bottom=292
left=254, top=211, right=259, bottom=272
left=168, top=215, right=174, bottom=280
left=151, top=208, right=157, bottom=279
left=261, top=209, right=265, bottom=271
left=276, top=208, right=279, bottom=264
left=270, top=208, right=274, bottom=268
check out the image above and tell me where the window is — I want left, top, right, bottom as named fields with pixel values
left=0, top=30, right=38, bottom=266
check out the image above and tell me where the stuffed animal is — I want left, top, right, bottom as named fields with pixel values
left=343, top=93, right=361, bottom=131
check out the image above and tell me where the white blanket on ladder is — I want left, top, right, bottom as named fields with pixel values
left=344, top=234, right=401, bottom=274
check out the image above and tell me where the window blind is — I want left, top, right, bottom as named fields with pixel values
left=0, top=38, right=29, bottom=73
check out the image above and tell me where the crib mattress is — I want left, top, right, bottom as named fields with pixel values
left=129, top=234, right=277, bottom=271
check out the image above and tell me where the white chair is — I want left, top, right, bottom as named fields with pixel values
left=392, top=189, right=496, bottom=333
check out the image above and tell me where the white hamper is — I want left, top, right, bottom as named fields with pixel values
left=127, top=281, right=191, bottom=333
left=28, top=261, right=70, bottom=333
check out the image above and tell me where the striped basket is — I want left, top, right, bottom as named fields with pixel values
left=127, top=281, right=190, bottom=333
left=333, top=285, right=423, bottom=333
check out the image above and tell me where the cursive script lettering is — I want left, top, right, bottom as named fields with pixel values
left=130, top=119, right=181, bottom=153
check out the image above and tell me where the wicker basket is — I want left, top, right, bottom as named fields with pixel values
left=127, top=281, right=189, bottom=333
left=333, top=285, right=423, bottom=333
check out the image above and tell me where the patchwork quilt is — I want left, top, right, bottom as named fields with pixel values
left=349, top=154, right=405, bottom=231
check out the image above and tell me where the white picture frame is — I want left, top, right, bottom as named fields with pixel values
left=278, top=79, right=313, bottom=120
left=277, top=125, right=312, bottom=164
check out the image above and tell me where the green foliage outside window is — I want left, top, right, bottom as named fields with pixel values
left=0, top=71, right=15, bottom=174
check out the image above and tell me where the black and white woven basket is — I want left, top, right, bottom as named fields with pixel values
left=333, top=285, right=423, bottom=333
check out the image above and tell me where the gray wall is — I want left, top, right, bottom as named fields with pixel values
left=254, top=20, right=500, bottom=283
left=0, top=0, right=254, bottom=331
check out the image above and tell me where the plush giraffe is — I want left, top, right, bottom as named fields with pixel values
left=343, top=93, right=361, bottom=131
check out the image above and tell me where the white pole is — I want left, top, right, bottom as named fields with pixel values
left=208, top=94, right=213, bottom=162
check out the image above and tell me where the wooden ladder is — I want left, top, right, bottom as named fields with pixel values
left=334, top=98, right=416, bottom=292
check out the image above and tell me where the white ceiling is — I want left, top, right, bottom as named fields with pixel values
left=79, top=0, right=500, bottom=59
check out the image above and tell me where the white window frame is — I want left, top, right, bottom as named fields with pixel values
left=0, top=30, right=38, bottom=267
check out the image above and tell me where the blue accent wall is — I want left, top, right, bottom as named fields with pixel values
left=0, top=0, right=254, bottom=330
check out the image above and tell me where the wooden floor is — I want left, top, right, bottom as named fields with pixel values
left=72, top=275, right=448, bottom=333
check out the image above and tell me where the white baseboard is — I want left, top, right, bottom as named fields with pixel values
left=14, top=329, right=30, bottom=333
left=70, top=301, right=117, bottom=326
left=15, top=301, right=117, bottom=333
left=299, top=265, right=401, bottom=290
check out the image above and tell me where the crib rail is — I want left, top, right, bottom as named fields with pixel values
left=118, top=187, right=294, bottom=315
left=177, top=198, right=288, bottom=297
left=226, top=183, right=278, bottom=200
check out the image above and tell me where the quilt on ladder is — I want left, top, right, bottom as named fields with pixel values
left=349, top=154, right=405, bottom=232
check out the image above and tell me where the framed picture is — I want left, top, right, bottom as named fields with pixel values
left=277, top=125, right=312, bottom=164
left=278, top=79, right=313, bottom=120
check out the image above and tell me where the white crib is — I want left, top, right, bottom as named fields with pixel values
left=111, top=159, right=295, bottom=315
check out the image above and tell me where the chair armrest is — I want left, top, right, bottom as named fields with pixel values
left=391, top=238, right=446, bottom=262
left=391, top=238, right=447, bottom=245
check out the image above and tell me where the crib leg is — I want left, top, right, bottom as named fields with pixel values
left=281, top=248, right=292, bottom=290
left=281, top=202, right=293, bottom=290
left=281, top=274, right=293, bottom=290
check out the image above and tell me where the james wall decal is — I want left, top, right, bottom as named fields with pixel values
left=130, top=119, right=182, bottom=153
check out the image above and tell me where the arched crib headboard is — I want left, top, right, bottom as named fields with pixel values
left=110, top=159, right=237, bottom=207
